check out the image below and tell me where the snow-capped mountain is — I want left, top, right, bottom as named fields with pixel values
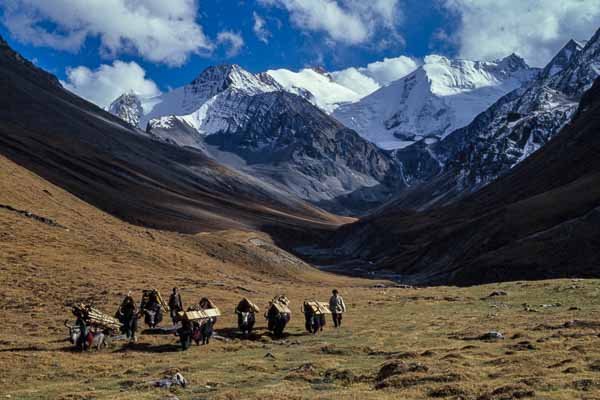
left=200, top=90, right=404, bottom=213
left=138, top=64, right=282, bottom=132
left=333, top=54, right=539, bottom=150
left=540, top=39, right=585, bottom=79
left=390, top=30, right=599, bottom=210
left=266, top=67, right=365, bottom=113
left=109, top=63, right=403, bottom=214
left=107, top=92, right=144, bottom=127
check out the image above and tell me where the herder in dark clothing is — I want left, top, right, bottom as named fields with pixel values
left=329, top=289, right=347, bottom=328
left=168, top=287, right=183, bottom=324
left=116, top=292, right=138, bottom=341
left=75, top=316, right=88, bottom=351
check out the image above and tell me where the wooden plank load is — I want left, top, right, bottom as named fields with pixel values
left=236, top=297, right=260, bottom=313
left=304, top=301, right=331, bottom=315
left=177, top=298, right=220, bottom=322
left=140, top=289, right=169, bottom=312
left=72, top=303, right=122, bottom=332
left=177, top=307, right=221, bottom=322
left=268, top=295, right=291, bottom=314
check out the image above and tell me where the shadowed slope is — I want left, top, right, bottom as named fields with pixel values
left=328, top=78, right=600, bottom=285
left=0, top=36, right=346, bottom=236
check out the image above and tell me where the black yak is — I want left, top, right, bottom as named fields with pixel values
left=235, top=298, right=259, bottom=335
left=303, top=302, right=326, bottom=334
left=265, top=295, right=291, bottom=337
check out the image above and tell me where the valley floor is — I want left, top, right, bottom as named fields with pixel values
left=3, top=155, right=600, bottom=399
left=2, top=279, right=600, bottom=399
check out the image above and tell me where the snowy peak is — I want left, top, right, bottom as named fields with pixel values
left=134, top=64, right=282, bottom=129
left=188, top=64, right=280, bottom=98
left=266, top=67, right=362, bottom=113
left=310, top=66, right=328, bottom=76
left=541, top=39, right=584, bottom=79
left=495, top=53, right=529, bottom=73
left=400, top=28, right=600, bottom=209
left=333, top=53, right=538, bottom=149
left=107, top=92, right=143, bottom=127
left=548, top=28, right=600, bottom=97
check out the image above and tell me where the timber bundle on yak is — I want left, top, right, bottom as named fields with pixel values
left=265, top=295, right=291, bottom=337
left=72, top=304, right=122, bottom=331
left=302, top=301, right=331, bottom=334
left=139, top=289, right=169, bottom=328
left=175, top=299, right=221, bottom=350
left=67, top=304, right=123, bottom=350
left=235, top=298, right=260, bottom=335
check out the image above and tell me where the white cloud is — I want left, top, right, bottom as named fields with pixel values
left=0, top=0, right=212, bottom=66
left=331, top=55, right=419, bottom=95
left=359, top=56, right=419, bottom=85
left=217, top=31, right=245, bottom=58
left=258, top=0, right=401, bottom=45
left=330, top=68, right=381, bottom=97
left=253, top=12, right=271, bottom=43
left=62, top=61, right=161, bottom=108
left=444, top=0, right=600, bottom=67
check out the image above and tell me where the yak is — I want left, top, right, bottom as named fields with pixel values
left=265, top=305, right=290, bottom=337
left=237, top=311, right=256, bottom=335
left=178, top=318, right=214, bottom=350
left=303, top=302, right=326, bottom=334
left=65, top=320, right=108, bottom=351
left=142, top=303, right=163, bottom=328
left=235, top=298, right=258, bottom=336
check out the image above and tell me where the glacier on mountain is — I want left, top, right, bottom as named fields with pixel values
left=333, top=54, right=539, bottom=150
left=389, top=30, right=600, bottom=210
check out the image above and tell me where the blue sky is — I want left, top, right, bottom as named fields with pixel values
left=1, top=0, right=599, bottom=107
left=0, top=0, right=453, bottom=88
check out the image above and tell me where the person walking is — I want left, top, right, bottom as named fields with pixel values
left=329, top=289, right=346, bottom=328
left=75, top=315, right=88, bottom=351
left=117, top=292, right=138, bottom=341
left=168, top=287, right=183, bottom=324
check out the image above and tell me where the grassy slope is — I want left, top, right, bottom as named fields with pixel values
left=3, top=155, right=600, bottom=399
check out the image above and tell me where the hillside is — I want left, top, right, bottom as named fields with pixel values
left=2, top=176, right=600, bottom=399
left=4, top=153, right=600, bottom=400
left=0, top=36, right=345, bottom=238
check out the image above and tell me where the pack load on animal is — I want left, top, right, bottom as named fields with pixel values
left=72, top=303, right=122, bottom=332
left=302, top=300, right=329, bottom=334
left=265, top=295, right=291, bottom=337
left=236, top=297, right=260, bottom=313
left=139, top=289, right=168, bottom=328
left=176, top=298, right=220, bottom=350
left=303, top=301, right=331, bottom=315
left=177, top=297, right=221, bottom=322
left=236, top=297, right=259, bottom=335
left=176, top=307, right=221, bottom=321
left=268, top=295, right=291, bottom=314
left=140, top=289, right=169, bottom=313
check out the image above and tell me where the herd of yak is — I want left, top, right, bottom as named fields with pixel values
left=66, top=290, right=336, bottom=351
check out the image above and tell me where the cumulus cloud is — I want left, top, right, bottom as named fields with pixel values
left=253, top=12, right=271, bottom=43
left=217, top=31, right=245, bottom=58
left=258, top=0, right=401, bottom=45
left=0, top=0, right=212, bottom=66
left=359, top=56, right=419, bottom=85
left=443, top=0, right=600, bottom=67
left=331, top=55, right=418, bottom=95
left=62, top=61, right=161, bottom=108
left=330, top=68, right=381, bottom=97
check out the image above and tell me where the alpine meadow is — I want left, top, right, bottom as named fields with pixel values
left=2, top=1, right=600, bottom=399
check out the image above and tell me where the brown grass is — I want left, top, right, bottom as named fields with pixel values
left=2, top=154, right=600, bottom=399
